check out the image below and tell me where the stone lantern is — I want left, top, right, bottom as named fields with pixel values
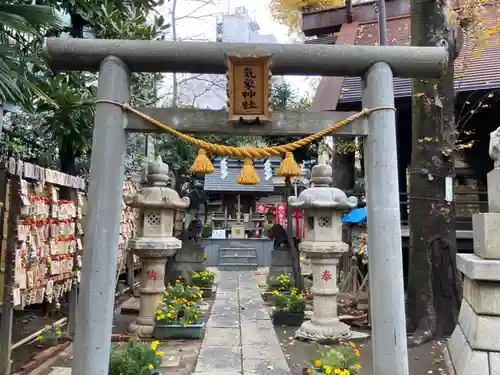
left=289, top=164, right=357, bottom=341
left=124, top=156, right=190, bottom=337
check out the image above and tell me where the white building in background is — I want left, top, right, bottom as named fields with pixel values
left=177, top=6, right=285, bottom=109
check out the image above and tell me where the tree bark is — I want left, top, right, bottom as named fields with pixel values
left=406, top=0, right=463, bottom=346
left=331, top=139, right=355, bottom=191
left=59, top=147, right=78, bottom=177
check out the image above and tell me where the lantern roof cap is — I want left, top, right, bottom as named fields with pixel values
left=288, top=164, right=358, bottom=210
left=124, top=156, right=190, bottom=210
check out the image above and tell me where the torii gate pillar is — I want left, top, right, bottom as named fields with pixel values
left=363, top=62, right=408, bottom=375
left=72, top=55, right=130, bottom=375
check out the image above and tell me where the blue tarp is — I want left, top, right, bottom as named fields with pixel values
left=341, top=207, right=367, bottom=224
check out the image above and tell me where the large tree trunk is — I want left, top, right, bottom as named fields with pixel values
left=331, top=139, right=355, bottom=191
left=59, top=143, right=78, bottom=177
left=406, top=0, right=463, bottom=346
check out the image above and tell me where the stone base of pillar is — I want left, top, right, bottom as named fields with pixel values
left=295, top=318, right=351, bottom=342
left=266, top=248, right=294, bottom=284
left=168, top=242, right=206, bottom=283
left=444, top=322, right=497, bottom=375
left=129, top=321, right=155, bottom=338
left=445, top=252, right=500, bottom=375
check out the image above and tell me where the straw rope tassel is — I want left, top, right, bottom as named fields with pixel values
left=236, top=159, right=260, bottom=185
left=277, top=152, right=301, bottom=177
left=189, top=149, right=214, bottom=174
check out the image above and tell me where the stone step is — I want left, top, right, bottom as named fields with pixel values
left=218, top=263, right=258, bottom=271
left=219, top=247, right=257, bottom=257
left=218, top=255, right=257, bottom=264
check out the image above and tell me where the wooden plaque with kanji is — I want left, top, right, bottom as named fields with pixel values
left=226, top=55, right=271, bottom=124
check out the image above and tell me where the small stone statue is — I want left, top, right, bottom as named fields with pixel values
left=267, top=223, right=290, bottom=249
left=185, top=214, right=202, bottom=241
left=489, top=127, right=500, bottom=168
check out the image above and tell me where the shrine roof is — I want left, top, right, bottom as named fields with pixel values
left=203, top=157, right=277, bottom=193
left=311, top=5, right=500, bottom=109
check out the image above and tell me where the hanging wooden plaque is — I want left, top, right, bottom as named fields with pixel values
left=226, top=55, right=271, bottom=124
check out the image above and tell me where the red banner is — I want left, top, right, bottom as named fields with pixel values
left=257, top=203, right=305, bottom=239
left=255, top=203, right=266, bottom=214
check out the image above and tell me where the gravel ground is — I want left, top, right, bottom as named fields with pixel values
left=275, top=325, right=448, bottom=375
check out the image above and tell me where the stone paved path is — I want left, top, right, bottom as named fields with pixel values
left=194, top=271, right=291, bottom=375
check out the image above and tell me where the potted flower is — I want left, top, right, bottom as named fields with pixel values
left=163, top=282, right=203, bottom=305
left=153, top=300, right=205, bottom=339
left=109, top=340, right=163, bottom=375
left=272, top=288, right=306, bottom=326
left=304, top=341, right=361, bottom=375
left=190, top=271, right=216, bottom=298
left=36, top=325, right=64, bottom=346
left=262, top=273, right=293, bottom=300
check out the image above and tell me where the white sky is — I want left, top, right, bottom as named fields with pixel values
left=157, top=0, right=316, bottom=98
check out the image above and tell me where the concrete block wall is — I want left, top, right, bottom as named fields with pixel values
left=445, top=168, right=500, bottom=375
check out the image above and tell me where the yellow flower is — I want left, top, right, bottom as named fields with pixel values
left=36, top=335, right=44, bottom=341
left=334, top=369, right=341, bottom=374
left=148, top=364, right=153, bottom=369
left=344, top=370, right=350, bottom=375
left=324, top=365, right=332, bottom=374
left=349, top=342, right=356, bottom=348
left=176, top=280, right=180, bottom=284
left=306, top=369, right=311, bottom=374
left=315, top=360, right=321, bottom=367
left=183, top=324, right=187, bottom=328
left=151, top=341, right=160, bottom=351
left=156, top=351, right=164, bottom=356
left=354, top=349, right=360, bottom=357
left=56, top=329, right=62, bottom=335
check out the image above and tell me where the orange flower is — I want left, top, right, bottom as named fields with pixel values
left=307, top=368, right=312, bottom=374
left=355, top=364, right=361, bottom=369
left=315, top=360, right=322, bottom=367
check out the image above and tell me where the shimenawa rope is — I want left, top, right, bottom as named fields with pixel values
left=95, top=100, right=395, bottom=184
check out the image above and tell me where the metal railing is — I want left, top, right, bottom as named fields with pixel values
left=351, top=191, right=488, bottom=231
left=399, top=192, right=487, bottom=230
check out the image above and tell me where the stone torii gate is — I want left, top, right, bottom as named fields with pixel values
left=44, top=38, right=447, bottom=375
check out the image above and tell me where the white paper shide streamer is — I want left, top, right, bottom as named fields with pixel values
left=264, top=159, right=273, bottom=181
left=220, top=158, right=228, bottom=179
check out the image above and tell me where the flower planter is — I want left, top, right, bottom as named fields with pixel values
left=272, top=311, right=305, bottom=326
left=152, top=323, right=205, bottom=339
left=200, top=285, right=214, bottom=298
left=261, top=291, right=272, bottom=301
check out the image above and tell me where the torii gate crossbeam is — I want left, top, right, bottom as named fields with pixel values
left=43, top=38, right=447, bottom=77
left=43, top=38, right=448, bottom=375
